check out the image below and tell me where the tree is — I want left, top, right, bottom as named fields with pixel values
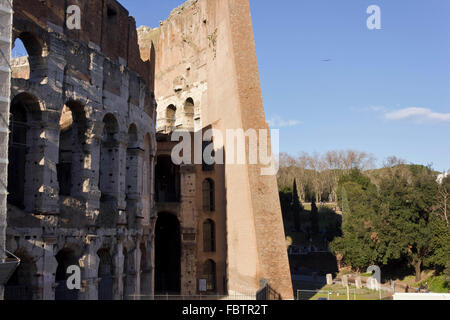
left=292, top=179, right=303, bottom=231
left=330, top=169, right=381, bottom=270
left=433, top=176, right=449, bottom=227
left=377, top=165, right=437, bottom=282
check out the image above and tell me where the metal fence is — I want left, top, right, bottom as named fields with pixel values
left=129, top=293, right=257, bottom=301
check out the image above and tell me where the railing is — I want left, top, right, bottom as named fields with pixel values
left=0, top=250, right=20, bottom=286
left=0, top=0, right=13, bottom=10
left=129, top=293, right=257, bottom=301
left=256, top=282, right=282, bottom=300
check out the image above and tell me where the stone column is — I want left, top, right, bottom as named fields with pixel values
left=125, top=147, right=144, bottom=228
left=179, top=164, right=197, bottom=296
left=80, top=118, right=102, bottom=227
left=140, top=240, right=153, bottom=300
left=124, top=246, right=140, bottom=300
left=27, top=111, right=61, bottom=235
left=117, top=134, right=128, bottom=226
left=112, top=242, right=124, bottom=300
left=79, top=236, right=100, bottom=300
left=35, top=238, right=58, bottom=300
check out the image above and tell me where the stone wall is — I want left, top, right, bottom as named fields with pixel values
left=0, top=0, right=13, bottom=300
left=139, top=0, right=293, bottom=299
left=3, top=0, right=157, bottom=300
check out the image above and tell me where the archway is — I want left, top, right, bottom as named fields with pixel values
left=203, top=219, right=216, bottom=253
left=12, top=32, right=46, bottom=80
left=98, top=113, right=120, bottom=227
left=55, top=249, right=79, bottom=300
left=57, top=101, right=87, bottom=197
left=97, top=249, right=113, bottom=300
left=7, top=93, right=41, bottom=210
left=155, top=155, right=180, bottom=203
left=154, top=212, right=181, bottom=294
left=183, top=98, right=194, bottom=131
left=202, top=179, right=215, bottom=212
left=202, top=260, right=217, bottom=293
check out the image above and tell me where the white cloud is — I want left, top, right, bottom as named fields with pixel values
left=384, top=107, right=450, bottom=123
left=268, top=115, right=301, bottom=128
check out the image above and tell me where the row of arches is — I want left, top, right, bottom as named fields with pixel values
left=7, top=92, right=153, bottom=225
left=164, top=97, right=196, bottom=132
left=3, top=211, right=220, bottom=299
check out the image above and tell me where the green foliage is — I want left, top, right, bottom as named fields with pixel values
left=416, top=276, right=449, bottom=293
left=331, top=169, right=381, bottom=270
left=292, top=179, right=303, bottom=231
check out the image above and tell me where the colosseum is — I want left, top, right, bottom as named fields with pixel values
left=0, top=0, right=293, bottom=300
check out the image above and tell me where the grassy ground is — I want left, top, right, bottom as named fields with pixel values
left=296, top=284, right=393, bottom=300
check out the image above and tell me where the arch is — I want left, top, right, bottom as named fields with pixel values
left=98, top=113, right=120, bottom=227
left=202, top=260, right=217, bottom=293
left=12, top=32, right=47, bottom=80
left=7, top=93, right=42, bottom=209
left=155, top=155, right=180, bottom=203
left=166, top=104, right=176, bottom=131
left=183, top=98, right=195, bottom=131
left=203, top=219, right=216, bottom=253
left=55, top=248, right=80, bottom=300
left=4, top=251, right=37, bottom=300
left=97, top=249, right=114, bottom=300
left=202, top=179, right=215, bottom=212
left=57, top=100, right=87, bottom=197
left=154, top=212, right=181, bottom=294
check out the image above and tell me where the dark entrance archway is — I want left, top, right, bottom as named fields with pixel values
left=97, top=249, right=113, bottom=300
left=154, top=212, right=181, bottom=294
left=55, top=249, right=79, bottom=300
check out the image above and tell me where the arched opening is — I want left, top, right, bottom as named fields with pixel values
left=155, top=212, right=181, bottom=294
left=4, top=252, right=37, bottom=300
left=202, top=179, right=215, bottom=212
left=155, top=155, right=180, bottom=203
left=166, top=105, right=176, bottom=132
left=55, top=249, right=80, bottom=300
left=139, top=243, right=151, bottom=298
left=202, top=260, right=217, bottom=293
left=7, top=93, right=41, bottom=210
left=184, top=98, right=194, bottom=131
left=97, top=249, right=113, bottom=300
left=98, top=113, right=119, bottom=227
left=203, top=219, right=216, bottom=252
left=122, top=248, right=129, bottom=300
left=57, top=101, right=87, bottom=197
left=12, top=32, right=46, bottom=80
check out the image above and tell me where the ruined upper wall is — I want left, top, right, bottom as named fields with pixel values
left=13, top=0, right=152, bottom=84
left=139, top=0, right=293, bottom=299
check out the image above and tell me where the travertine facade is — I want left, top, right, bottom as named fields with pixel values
left=3, top=0, right=157, bottom=300
left=2, top=0, right=293, bottom=300
left=0, top=0, right=13, bottom=300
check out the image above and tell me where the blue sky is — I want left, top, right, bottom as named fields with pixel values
left=120, top=0, right=450, bottom=171
left=17, top=0, right=450, bottom=171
